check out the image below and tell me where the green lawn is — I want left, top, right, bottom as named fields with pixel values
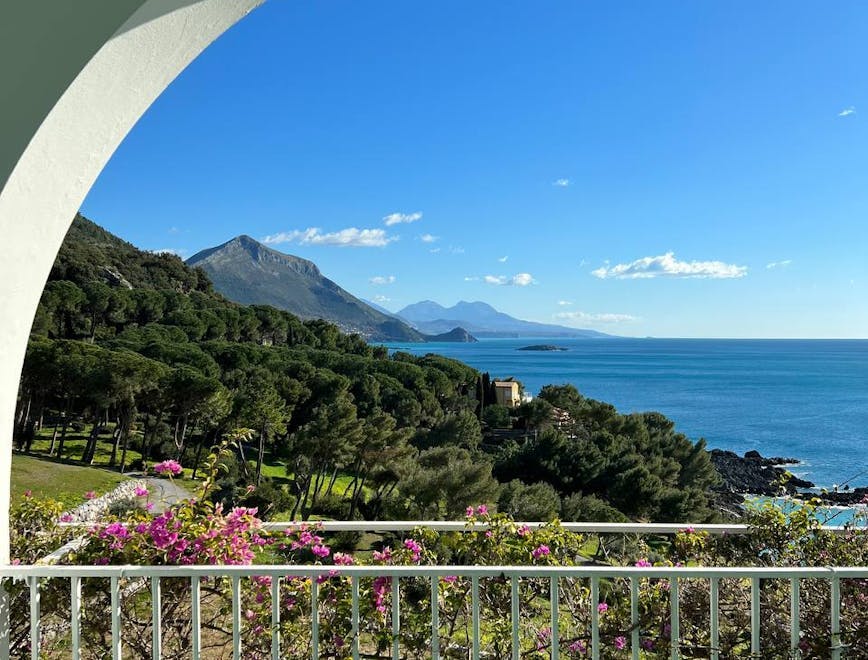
left=11, top=453, right=128, bottom=507
left=29, top=427, right=144, bottom=467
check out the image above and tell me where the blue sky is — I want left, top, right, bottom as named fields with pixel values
left=82, top=1, right=868, bottom=338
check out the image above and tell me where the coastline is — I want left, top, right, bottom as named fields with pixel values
left=713, top=449, right=868, bottom=522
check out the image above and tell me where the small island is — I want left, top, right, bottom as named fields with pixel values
left=517, top=344, right=568, bottom=351
left=425, top=327, right=478, bottom=343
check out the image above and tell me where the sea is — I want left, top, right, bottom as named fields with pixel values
left=385, top=338, right=868, bottom=498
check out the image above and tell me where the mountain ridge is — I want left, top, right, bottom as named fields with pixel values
left=187, top=237, right=480, bottom=343
left=187, top=236, right=427, bottom=342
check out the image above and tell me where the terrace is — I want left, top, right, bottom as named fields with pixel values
left=0, top=2, right=865, bottom=659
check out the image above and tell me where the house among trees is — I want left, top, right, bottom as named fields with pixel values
left=493, top=380, right=520, bottom=408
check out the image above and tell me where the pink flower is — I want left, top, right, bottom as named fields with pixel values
left=682, top=526, right=695, bottom=534
left=635, top=559, right=652, bottom=568
left=403, top=539, right=422, bottom=561
left=84, top=491, right=96, bottom=500
left=476, top=504, right=488, bottom=516
left=532, top=544, right=550, bottom=560
left=154, top=460, right=183, bottom=476
left=145, top=502, right=154, bottom=511
left=311, top=544, right=330, bottom=559
left=24, top=490, right=32, bottom=498
left=597, top=602, right=608, bottom=614
left=134, top=486, right=149, bottom=497
left=466, top=506, right=474, bottom=517
left=442, top=575, right=457, bottom=583
left=614, top=636, right=626, bottom=650
left=373, top=547, right=392, bottom=563
left=517, top=525, right=531, bottom=537
left=569, top=640, right=587, bottom=654
left=333, top=553, right=354, bottom=566
left=59, top=513, right=73, bottom=523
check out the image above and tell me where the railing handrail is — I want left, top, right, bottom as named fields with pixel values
left=55, top=519, right=864, bottom=535
left=5, top=563, right=868, bottom=579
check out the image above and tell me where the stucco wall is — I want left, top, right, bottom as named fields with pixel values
left=0, top=0, right=265, bottom=566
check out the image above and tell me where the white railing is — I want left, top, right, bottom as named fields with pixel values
left=10, top=522, right=867, bottom=659
left=4, top=564, right=864, bottom=660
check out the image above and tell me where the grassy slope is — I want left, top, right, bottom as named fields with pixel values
left=11, top=453, right=127, bottom=507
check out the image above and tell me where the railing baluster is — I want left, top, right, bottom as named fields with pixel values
left=151, top=577, right=161, bottom=660
left=750, top=577, right=760, bottom=657
left=111, top=576, right=121, bottom=660
left=550, top=576, right=559, bottom=660
left=272, top=576, right=281, bottom=660
left=631, top=576, right=640, bottom=660
left=831, top=575, right=841, bottom=660
left=71, top=576, right=81, bottom=660
left=191, top=577, right=201, bottom=660
left=392, top=577, right=400, bottom=660
left=709, top=577, right=719, bottom=660
left=352, top=576, right=360, bottom=660
left=311, top=578, right=319, bottom=660
left=511, top=576, right=520, bottom=660
left=590, top=576, right=600, bottom=660
left=430, top=576, right=439, bottom=659
left=12, top=548, right=868, bottom=660
left=28, top=577, right=39, bottom=660
left=232, top=576, right=241, bottom=660
left=471, top=575, right=480, bottom=660
left=670, top=577, right=680, bottom=660
left=790, top=577, right=800, bottom=659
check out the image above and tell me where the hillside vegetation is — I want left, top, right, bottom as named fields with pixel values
left=15, top=214, right=719, bottom=522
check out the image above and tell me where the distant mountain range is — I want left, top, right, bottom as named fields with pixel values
left=187, top=237, right=473, bottom=343
left=186, top=236, right=609, bottom=342
left=396, top=300, right=612, bottom=338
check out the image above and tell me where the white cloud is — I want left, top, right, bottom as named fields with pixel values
left=557, top=300, right=573, bottom=306
left=555, top=310, right=637, bottom=325
left=498, top=256, right=509, bottom=263
left=553, top=178, right=570, bottom=187
left=483, top=273, right=536, bottom=286
left=464, top=276, right=480, bottom=282
left=168, top=226, right=181, bottom=235
left=766, top=259, right=792, bottom=270
left=591, top=252, right=747, bottom=280
left=374, top=295, right=391, bottom=304
left=420, top=233, right=439, bottom=243
left=153, top=248, right=188, bottom=257
left=370, top=275, right=396, bottom=285
left=429, top=247, right=442, bottom=254
left=383, top=211, right=423, bottom=226
left=262, top=227, right=397, bottom=248
left=450, top=246, right=466, bottom=255
left=839, top=106, right=856, bottom=117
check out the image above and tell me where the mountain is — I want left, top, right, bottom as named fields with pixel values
left=187, top=237, right=427, bottom=342
left=397, top=300, right=613, bottom=338
left=362, top=298, right=401, bottom=318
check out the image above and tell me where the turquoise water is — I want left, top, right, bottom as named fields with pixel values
left=387, top=338, right=868, bottom=491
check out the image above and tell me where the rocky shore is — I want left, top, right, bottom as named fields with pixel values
left=711, top=449, right=813, bottom=497
left=711, top=448, right=868, bottom=511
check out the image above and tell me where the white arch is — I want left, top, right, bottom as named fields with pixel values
left=0, top=0, right=265, bottom=563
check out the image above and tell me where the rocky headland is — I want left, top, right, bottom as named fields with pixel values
left=711, top=448, right=868, bottom=511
